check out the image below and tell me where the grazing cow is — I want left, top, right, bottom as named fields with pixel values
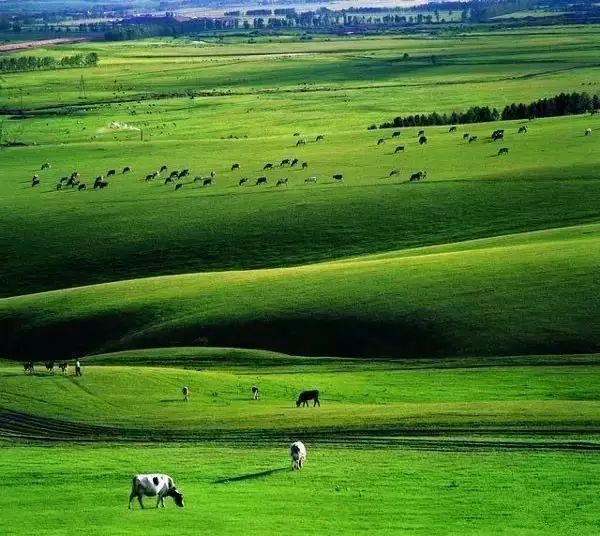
left=256, top=176, right=267, bottom=185
left=239, top=178, right=248, bottom=186
left=409, top=170, right=427, bottom=181
left=210, top=170, right=216, bottom=178
left=182, top=386, right=189, bottom=402
left=41, top=162, right=51, bottom=170
left=178, top=169, right=189, bottom=179
left=377, top=138, right=385, bottom=145
left=32, top=175, right=40, bottom=187
left=518, top=126, right=528, bottom=134
left=302, top=162, right=308, bottom=169
left=449, top=126, right=457, bottom=133
left=305, top=176, right=317, bottom=183
left=463, top=133, right=470, bottom=140
left=276, top=178, right=288, bottom=186
left=94, top=179, right=109, bottom=189
left=23, top=362, right=31, bottom=374
left=202, top=178, right=212, bottom=187
left=296, top=139, right=306, bottom=146
left=107, top=169, right=116, bottom=177
left=145, top=174, right=153, bottom=182
left=160, top=165, right=168, bottom=173
left=60, top=176, right=69, bottom=183
left=491, top=129, right=504, bottom=141
left=280, top=159, right=290, bottom=167
left=394, top=145, right=405, bottom=153
left=585, top=128, right=592, bottom=136
left=332, top=174, right=343, bottom=182
left=56, top=183, right=62, bottom=191
left=296, top=390, right=320, bottom=407
left=174, top=183, right=183, bottom=191
left=70, top=171, right=80, bottom=181
left=45, top=361, right=55, bottom=374
left=251, top=386, right=260, bottom=400
left=419, top=136, right=427, bottom=145
left=418, top=130, right=425, bottom=136
left=58, top=362, right=68, bottom=374
left=469, top=136, right=478, bottom=143
left=164, top=177, right=173, bottom=185
left=129, top=474, right=184, bottom=509
left=122, top=166, right=131, bottom=174
left=293, top=132, right=301, bottom=136
left=389, top=169, right=400, bottom=176
left=316, top=135, right=324, bottom=142
left=392, top=131, right=401, bottom=138
left=78, top=183, right=87, bottom=191
left=263, top=163, right=274, bottom=170
left=169, top=171, right=179, bottom=179
left=498, top=147, right=509, bottom=156
left=291, top=158, right=299, bottom=167
left=290, top=441, right=307, bottom=470
left=231, top=163, right=240, bottom=171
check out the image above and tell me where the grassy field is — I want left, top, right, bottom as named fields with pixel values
left=2, top=24, right=600, bottom=534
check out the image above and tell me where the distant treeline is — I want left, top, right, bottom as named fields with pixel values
left=378, top=92, right=600, bottom=128
left=0, top=52, right=98, bottom=73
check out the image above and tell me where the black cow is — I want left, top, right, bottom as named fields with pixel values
left=419, top=136, right=427, bottom=145
left=78, top=183, right=87, bottom=191
left=169, top=171, right=179, bottom=179
left=449, top=126, right=457, bottom=133
left=491, top=129, right=504, bottom=141
left=497, top=147, right=509, bottom=156
left=122, top=166, right=131, bottom=174
left=276, top=178, right=288, bottom=186
left=178, top=169, right=189, bottom=179
left=32, top=176, right=40, bottom=187
left=332, top=174, right=343, bottom=182
left=239, top=178, right=248, bottom=186
left=291, top=158, right=299, bottom=167
left=518, top=126, right=528, bottom=134
left=56, top=183, right=62, bottom=191
left=394, top=145, right=405, bottom=153
left=58, top=362, right=68, bottom=374
left=389, top=169, right=400, bottom=176
left=377, top=138, right=385, bottom=145
left=469, top=136, right=478, bottom=143
left=302, top=162, right=308, bottom=169
left=263, top=163, right=273, bottom=170
left=95, top=180, right=109, bottom=189
left=296, top=390, right=320, bottom=407
left=203, top=178, right=212, bottom=187
left=251, top=386, right=260, bottom=400
left=392, top=131, right=401, bottom=138
left=296, top=139, right=306, bottom=146
left=463, top=133, right=470, bottom=140
left=41, top=162, right=51, bottom=170
left=418, top=129, right=425, bottom=136
left=45, top=361, right=55, bottom=374
left=145, top=174, right=154, bottom=182
left=107, top=169, right=116, bottom=177
left=316, top=135, right=324, bottom=142
left=231, top=163, right=240, bottom=171
left=174, top=183, right=183, bottom=191
left=160, top=165, right=168, bottom=173
left=280, top=159, right=290, bottom=167
left=256, top=176, right=267, bottom=185
left=409, top=170, right=427, bottom=181
left=164, top=177, right=173, bottom=185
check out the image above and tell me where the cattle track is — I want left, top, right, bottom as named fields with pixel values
left=1, top=409, right=600, bottom=452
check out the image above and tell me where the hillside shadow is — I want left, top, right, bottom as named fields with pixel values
left=213, top=467, right=288, bottom=484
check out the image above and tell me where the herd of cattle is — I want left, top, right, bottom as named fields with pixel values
left=22, top=360, right=68, bottom=374
left=29, top=123, right=590, bottom=193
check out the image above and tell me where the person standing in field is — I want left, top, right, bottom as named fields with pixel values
left=182, top=386, right=189, bottom=402
left=75, top=359, right=82, bottom=376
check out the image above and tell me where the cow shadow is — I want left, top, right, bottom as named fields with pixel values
left=159, top=398, right=183, bottom=403
left=213, top=467, right=288, bottom=484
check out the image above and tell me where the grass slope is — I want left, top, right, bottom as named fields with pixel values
left=1, top=223, right=599, bottom=359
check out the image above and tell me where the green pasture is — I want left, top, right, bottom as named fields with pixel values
left=1, top=444, right=598, bottom=536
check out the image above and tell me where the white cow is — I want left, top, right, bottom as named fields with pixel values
left=290, top=441, right=307, bottom=470
left=585, top=128, right=592, bottom=136
left=128, top=474, right=184, bottom=509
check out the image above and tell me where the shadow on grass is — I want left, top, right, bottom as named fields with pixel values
left=213, top=467, right=288, bottom=484
left=159, top=399, right=183, bottom=403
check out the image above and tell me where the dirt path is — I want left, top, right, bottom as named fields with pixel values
left=0, top=38, right=89, bottom=53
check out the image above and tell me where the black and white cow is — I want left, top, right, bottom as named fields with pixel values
left=129, top=474, right=184, bottom=509
left=290, top=441, right=307, bottom=470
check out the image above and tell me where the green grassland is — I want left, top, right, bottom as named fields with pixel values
left=2, top=25, right=600, bottom=534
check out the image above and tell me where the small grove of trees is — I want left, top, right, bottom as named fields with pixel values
left=0, top=52, right=98, bottom=73
left=378, top=92, right=600, bottom=129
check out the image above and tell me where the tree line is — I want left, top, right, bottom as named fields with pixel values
left=0, top=52, right=98, bottom=73
left=377, top=91, right=600, bottom=129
